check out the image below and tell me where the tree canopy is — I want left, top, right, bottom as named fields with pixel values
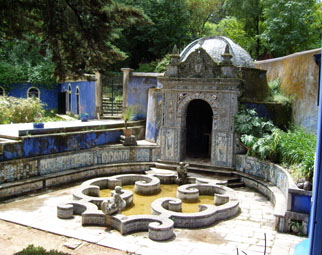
left=117, top=0, right=191, bottom=69
left=0, top=0, right=321, bottom=82
left=262, top=0, right=319, bottom=57
left=0, top=0, right=148, bottom=81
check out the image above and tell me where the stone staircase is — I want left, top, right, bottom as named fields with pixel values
left=102, top=98, right=122, bottom=118
left=150, top=160, right=245, bottom=188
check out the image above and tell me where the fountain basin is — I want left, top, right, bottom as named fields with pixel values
left=57, top=173, right=239, bottom=241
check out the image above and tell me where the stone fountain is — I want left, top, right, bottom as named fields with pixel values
left=57, top=170, right=239, bottom=241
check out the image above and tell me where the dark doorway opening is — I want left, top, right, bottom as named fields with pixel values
left=57, top=92, right=67, bottom=114
left=186, top=99, right=213, bottom=158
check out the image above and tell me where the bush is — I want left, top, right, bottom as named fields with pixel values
left=14, top=244, right=70, bottom=255
left=235, top=106, right=316, bottom=181
left=0, top=96, right=45, bottom=124
left=267, top=79, right=291, bottom=106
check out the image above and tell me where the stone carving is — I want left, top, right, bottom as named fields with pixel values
left=176, top=162, right=189, bottom=185
left=101, top=186, right=126, bottom=215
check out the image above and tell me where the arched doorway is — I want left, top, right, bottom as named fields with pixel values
left=186, top=99, right=213, bottom=158
left=67, top=84, right=72, bottom=112
left=76, top=87, right=80, bottom=115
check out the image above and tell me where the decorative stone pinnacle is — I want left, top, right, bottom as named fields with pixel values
left=172, top=44, right=179, bottom=55
left=221, top=44, right=233, bottom=65
left=198, top=38, right=205, bottom=47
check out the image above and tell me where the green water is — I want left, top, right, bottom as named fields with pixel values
left=100, top=184, right=214, bottom=216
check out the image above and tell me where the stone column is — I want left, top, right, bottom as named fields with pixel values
left=121, top=68, right=133, bottom=110
left=94, top=71, right=102, bottom=119
left=145, top=88, right=162, bottom=143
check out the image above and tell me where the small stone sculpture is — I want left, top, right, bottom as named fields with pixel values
left=176, top=162, right=189, bottom=185
left=101, top=186, right=126, bottom=215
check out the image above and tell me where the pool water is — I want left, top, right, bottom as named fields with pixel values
left=100, top=184, right=214, bottom=216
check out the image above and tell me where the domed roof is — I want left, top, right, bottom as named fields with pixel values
left=180, top=36, right=254, bottom=68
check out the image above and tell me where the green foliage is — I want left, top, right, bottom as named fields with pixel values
left=261, top=0, right=318, bottom=57
left=136, top=61, right=158, bottom=72
left=14, top=244, right=70, bottom=255
left=224, top=0, right=263, bottom=58
left=213, top=16, right=256, bottom=56
left=0, top=39, right=57, bottom=87
left=0, top=96, right=45, bottom=124
left=122, top=106, right=135, bottom=129
left=117, top=0, right=190, bottom=69
left=154, top=54, right=171, bottom=73
left=267, top=79, right=291, bottom=106
left=0, top=0, right=148, bottom=80
left=277, top=127, right=316, bottom=180
left=235, top=106, right=274, bottom=138
left=235, top=106, right=316, bottom=181
left=186, top=0, right=226, bottom=38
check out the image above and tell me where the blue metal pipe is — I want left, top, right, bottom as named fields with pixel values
left=309, top=49, right=322, bottom=254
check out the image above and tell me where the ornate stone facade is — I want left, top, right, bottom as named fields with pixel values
left=159, top=41, right=242, bottom=168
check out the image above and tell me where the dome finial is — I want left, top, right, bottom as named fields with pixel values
left=221, top=43, right=233, bottom=65
left=198, top=38, right=205, bottom=47
left=172, top=44, right=179, bottom=55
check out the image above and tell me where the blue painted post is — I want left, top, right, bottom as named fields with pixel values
left=309, top=50, right=322, bottom=254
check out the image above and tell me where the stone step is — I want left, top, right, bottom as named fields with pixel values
left=227, top=182, right=245, bottom=188
left=227, top=177, right=242, bottom=183
left=102, top=111, right=122, bottom=115
left=154, top=161, right=235, bottom=177
left=154, top=162, right=178, bottom=171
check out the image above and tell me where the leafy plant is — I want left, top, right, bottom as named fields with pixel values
left=122, top=106, right=135, bottom=129
left=235, top=105, right=274, bottom=138
left=235, top=105, right=316, bottom=181
left=0, top=96, right=45, bottom=124
left=267, top=79, right=291, bottom=106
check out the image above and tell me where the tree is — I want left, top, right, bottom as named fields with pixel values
left=261, top=0, right=320, bottom=57
left=186, top=0, right=226, bottom=38
left=117, top=0, right=191, bottom=69
left=0, top=38, right=57, bottom=86
left=0, top=0, right=148, bottom=81
left=224, top=0, right=264, bottom=58
left=213, top=17, right=255, bottom=54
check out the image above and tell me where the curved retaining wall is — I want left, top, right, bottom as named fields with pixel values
left=235, top=154, right=311, bottom=233
left=0, top=142, right=160, bottom=200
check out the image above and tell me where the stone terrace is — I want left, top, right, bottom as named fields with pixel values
left=0, top=172, right=305, bottom=255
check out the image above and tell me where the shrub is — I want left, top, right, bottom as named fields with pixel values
left=267, top=79, right=291, bottom=106
left=0, top=96, right=45, bottom=124
left=14, top=244, right=70, bottom=255
left=235, top=106, right=316, bottom=181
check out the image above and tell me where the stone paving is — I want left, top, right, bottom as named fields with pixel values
left=0, top=173, right=305, bottom=255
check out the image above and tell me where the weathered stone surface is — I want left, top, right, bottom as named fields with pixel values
left=255, top=48, right=320, bottom=132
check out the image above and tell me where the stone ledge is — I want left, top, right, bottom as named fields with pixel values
left=235, top=154, right=309, bottom=233
left=0, top=162, right=154, bottom=201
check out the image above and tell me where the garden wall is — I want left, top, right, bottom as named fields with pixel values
left=255, top=48, right=321, bottom=132
left=60, top=80, right=97, bottom=119
left=0, top=143, right=160, bottom=200
left=5, top=83, right=59, bottom=110
left=236, top=155, right=311, bottom=234
left=0, top=121, right=145, bottom=162
left=122, top=70, right=163, bottom=120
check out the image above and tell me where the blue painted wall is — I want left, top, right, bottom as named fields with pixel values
left=61, top=80, right=96, bottom=119
left=127, top=75, right=158, bottom=120
left=292, top=193, right=311, bottom=214
left=0, top=129, right=122, bottom=161
left=6, top=83, right=59, bottom=110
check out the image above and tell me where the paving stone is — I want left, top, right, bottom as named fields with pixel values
left=0, top=174, right=305, bottom=255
